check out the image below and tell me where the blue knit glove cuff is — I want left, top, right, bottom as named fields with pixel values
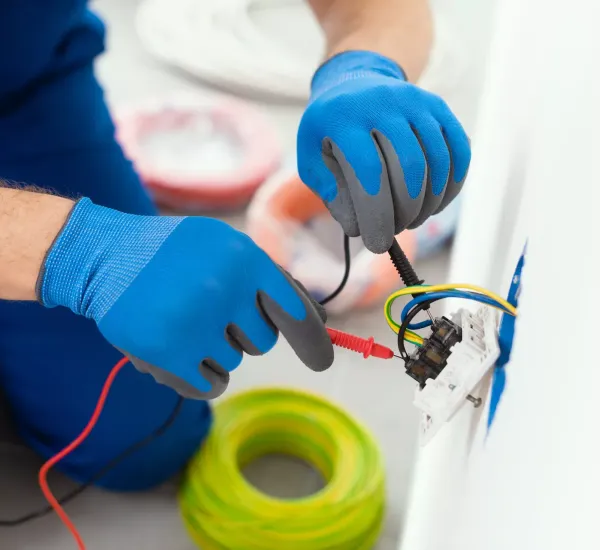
left=38, top=198, right=181, bottom=321
left=310, top=50, right=407, bottom=100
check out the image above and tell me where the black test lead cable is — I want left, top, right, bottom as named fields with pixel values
left=319, top=234, right=351, bottom=306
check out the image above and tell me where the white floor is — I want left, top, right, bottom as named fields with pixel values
left=0, top=1, right=451, bottom=548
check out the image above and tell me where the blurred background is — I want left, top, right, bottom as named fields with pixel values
left=0, top=0, right=496, bottom=548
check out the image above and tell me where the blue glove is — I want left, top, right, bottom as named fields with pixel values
left=297, top=50, right=471, bottom=253
left=38, top=199, right=334, bottom=399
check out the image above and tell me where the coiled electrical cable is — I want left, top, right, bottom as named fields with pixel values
left=178, top=388, right=385, bottom=550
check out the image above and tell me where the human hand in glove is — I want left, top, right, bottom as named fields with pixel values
left=37, top=199, right=334, bottom=399
left=297, top=50, right=471, bottom=254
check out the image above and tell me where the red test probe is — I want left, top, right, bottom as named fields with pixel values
left=326, top=327, right=396, bottom=359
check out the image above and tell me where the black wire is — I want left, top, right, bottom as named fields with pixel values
left=397, top=299, right=440, bottom=360
left=387, top=240, right=431, bottom=315
left=318, top=233, right=351, bottom=306
left=0, top=233, right=354, bottom=528
left=0, top=396, right=185, bottom=527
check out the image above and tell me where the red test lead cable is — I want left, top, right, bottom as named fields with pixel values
left=38, top=356, right=130, bottom=550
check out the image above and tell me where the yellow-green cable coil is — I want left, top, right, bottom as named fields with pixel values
left=178, top=387, right=386, bottom=550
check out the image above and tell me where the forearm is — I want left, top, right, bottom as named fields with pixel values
left=308, top=0, right=433, bottom=82
left=0, top=186, right=74, bottom=301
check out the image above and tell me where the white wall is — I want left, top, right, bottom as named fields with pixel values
left=400, top=1, right=600, bottom=549
left=425, top=0, right=498, bottom=132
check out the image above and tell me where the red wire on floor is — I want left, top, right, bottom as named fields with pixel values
left=37, top=356, right=130, bottom=550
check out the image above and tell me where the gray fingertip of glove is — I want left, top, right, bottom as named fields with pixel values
left=257, top=271, right=334, bottom=372
left=404, top=126, right=445, bottom=230
left=406, top=176, right=437, bottom=229
left=370, top=130, right=427, bottom=243
left=225, top=323, right=266, bottom=356
left=126, top=352, right=229, bottom=400
left=285, top=272, right=328, bottom=323
left=323, top=137, right=395, bottom=254
left=432, top=131, right=468, bottom=216
left=321, top=138, right=361, bottom=239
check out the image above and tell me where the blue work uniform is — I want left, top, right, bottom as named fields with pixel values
left=0, top=2, right=211, bottom=490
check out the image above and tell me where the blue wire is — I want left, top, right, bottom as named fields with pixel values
left=400, top=291, right=511, bottom=330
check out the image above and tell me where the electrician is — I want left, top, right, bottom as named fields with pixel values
left=0, top=0, right=469, bottom=489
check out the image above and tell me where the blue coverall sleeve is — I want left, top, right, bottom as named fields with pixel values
left=0, top=2, right=212, bottom=490
left=0, top=1, right=103, bottom=100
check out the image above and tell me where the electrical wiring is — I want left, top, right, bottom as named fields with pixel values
left=388, top=283, right=518, bottom=360
left=397, top=301, right=435, bottom=360
left=319, top=234, right=351, bottom=306
left=399, top=291, right=514, bottom=331
left=384, top=283, right=517, bottom=335
left=178, top=387, right=385, bottom=550
left=404, top=329, right=424, bottom=347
